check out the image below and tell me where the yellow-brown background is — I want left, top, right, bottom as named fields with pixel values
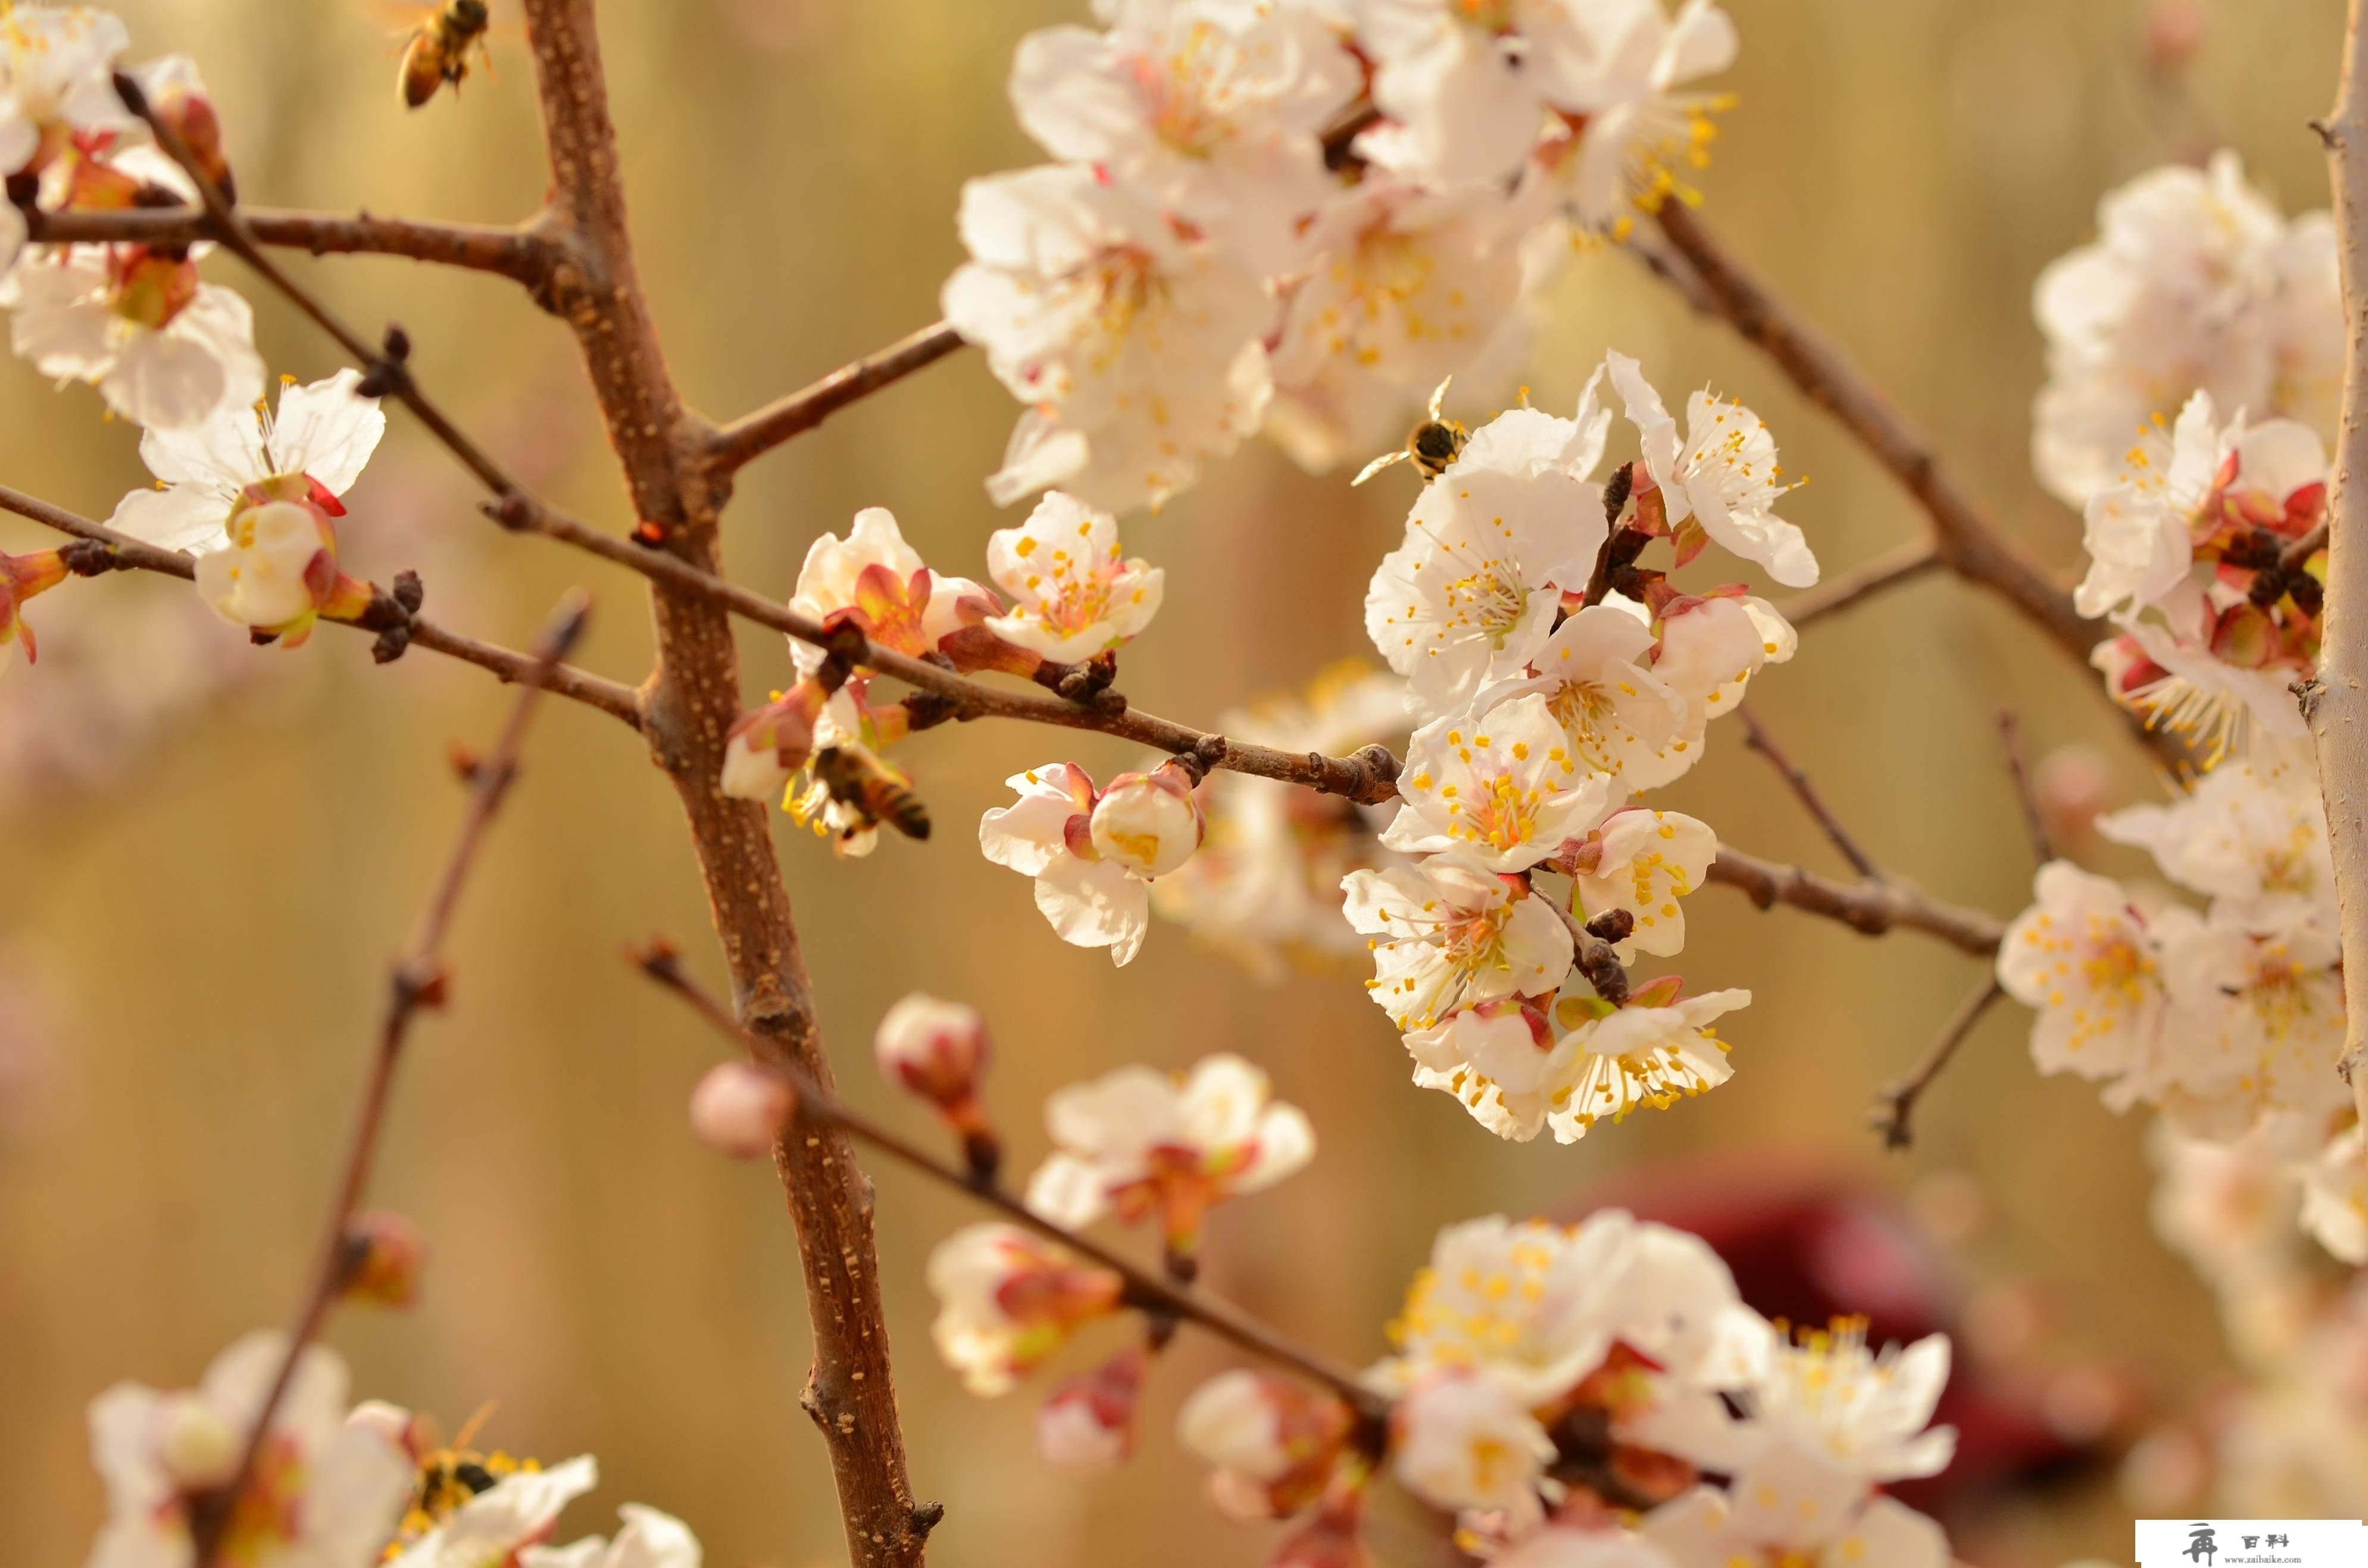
left=0, top=1, right=2348, bottom=1563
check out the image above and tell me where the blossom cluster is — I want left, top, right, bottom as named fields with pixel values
left=945, top=0, right=1742, bottom=516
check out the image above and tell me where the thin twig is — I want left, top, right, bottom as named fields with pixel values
left=1737, top=708, right=1883, bottom=880
left=709, top=321, right=966, bottom=474
left=2282, top=520, right=2331, bottom=576
left=631, top=944, right=1389, bottom=1422
left=1995, top=710, right=2055, bottom=864
left=188, top=594, right=591, bottom=1568
left=26, top=204, right=558, bottom=290
left=0, top=484, right=642, bottom=727
left=1705, top=844, right=2005, bottom=957
left=1775, top=539, right=1942, bottom=629
left=1872, top=980, right=2005, bottom=1150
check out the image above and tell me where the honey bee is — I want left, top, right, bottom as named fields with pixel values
left=1352, top=377, right=1468, bottom=486
left=812, top=743, right=932, bottom=843
left=392, top=1, right=494, bottom=109
left=392, top=1404, right=535, bottom=1546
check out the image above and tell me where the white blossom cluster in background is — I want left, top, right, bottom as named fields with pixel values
left=944, top=0, right=1741, bottom=515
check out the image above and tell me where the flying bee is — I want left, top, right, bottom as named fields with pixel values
left=387, top=0, right=495, bottom=108
left=812, top=743, right=932, bottom=842
left=1352, top=377, right=1467, bottom=486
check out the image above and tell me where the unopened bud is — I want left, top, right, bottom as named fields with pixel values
left=338, top=1211, right=427, bottom=1308
left=689, top=1061, right=795, bottom=1158
left=1036, top=1345, right=1146, bottom=1472
left=2144, top=0, right=2205, bottom=77
left=875, top=994, right=990, bottom=1109
left=158, top=1396, right=240, bottom=1491
left=1089, top=760, right=1205, bottom=878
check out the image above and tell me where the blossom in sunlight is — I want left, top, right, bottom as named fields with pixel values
left=1997, top=861, right=2169, bottom=1100
left=1630, top=590, right=1793, bottom=751
left=980, top=491, right=1164, bottom=662
left=1539, top=983, right=1747, bottom=1141
left=785, top=507, right=1003, bottom=676
left=388, top=1455, right=599, bottom=1568
left=1606, top=351, right=1816, bottom=587
left=1480, top=603, right=1692, bottom=794
left=1023, top=1052, right=1313, bottom=1258
left=189, top=499, right=372, bottom=649
left=1564, top=807, right=1717, bottom=960
left=1526, top=0, right=1737, bottom=233
left=2033, top=152, right=2341, bottom=507
left=1342, top=850, right=1574, bottom=1030
left=1389, top=1370, right=1557, bottom=1531
left=944, top=163, right=1273, bottom=514
left=2, top=241, right=264, bottom=428
left=1347, top=0, right=1610, bottom=185
left=981, top=760, right=1194, bottom=965
left=2300, top=1127, right=2368, bottom=1267
left=1036, top=1344, right=1147, bottom=1473
left=86, top=1332, right=414, bottom=1568
left=1177, top=1370, right=1354, bottom=1521
left=1383, top=693, right=1612, bottom=873
left=718, top=679, right=827, bottom=803
left=519, top=1504, right=700, bottom=1568
left=1008, top=0, right=1357, bottom=273
left=1263, top=177, right=1527, bottom=474
left=2092, top=611, right=2311, bottom=766
left=2095, top=753, right=2333, bottom=932
left=1089, top=760, right=1205, bottom=877
left=926, top=1223, right=1125, bottom=1397
left=1364, top=388, right=1611, bottom=713
left=0, top=545, right=71, bottom=673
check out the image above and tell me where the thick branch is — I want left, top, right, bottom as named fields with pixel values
left=2306, top=0, right=2368, bottom=1126
left=1775, top=539, right=1941, bottom=629
left=1705, top=844, right=2004, bottom=957
left=189, top=596, right=588, bottom=1567
left=710, top=321, right=966, bottom=474
left=516, top=4, right=931, bottom=1561
left=0, top=483, right=642, bottom=726
left=26, top=205, right=558, bottom=290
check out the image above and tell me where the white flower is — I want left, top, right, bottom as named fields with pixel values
left=2299, top=1127, right=2368, bottom=1267
left=1389, top=1370, right=1557, bottom=1529
left=1495, top=1528, right=1680, bottom=1568
left=2, top=243, right=264, bottom=429
left=1569, top=807, right=1716, bottom=958
left=1348, top=0, right=1607, bottom=184
left=2093, top=603, right=2310, bottom=767
left=1370, top=1214, right=1607, bottom=1403
left=1035, top=1346, right=1146, bottom=1473
left=1023, top=1053, right=1314, bottom=1251
left=2096, top=754, right=2333, bottom=930
left=2157, top=913, right=2348, bottom=1136
left=1645, top=591, right=1796, bottom=731
left=924, top=1223, right=1123, bottom=1397
left=1721, top=1323, right=1958, bottom=1486
left=1541, top=985, right=1747, bottom=1141
left=1009, top=0, right=1357, bottom=273
left=2147, top=1119, right=2303, bottom=1292
left=787, top=507, right=994, bottom=673
left=1383, top=692, right=1614, bottom=872
left=388, top=1455, right=599, bottom=1568
left=1480, top=603, right=1692, bottom=793
left=1607, top=351, right=1816, bottom=586
left=1177, top=1369, right=1353, bottom=1522
left=1342, top=851, right=1574, bottom=1030
left=520, top=1505, right=701, bottom=1568
left=2071, top=389, right=2222, bottom=619
left=85, top=1332, right=413, bottom=1568
left=719, top=681, right=826, bottom=803
left=2033, top=152, right=2341, bottom=507
left=189, top=500, right=355, bottom=646
left=0, top=6, right=134, bottom=270
left=1089, top=759, right=1204, bottom=877
left=1263, top=176, right=1525, bottom=474
left=1528, top=0, right=1736, bottom=232
left=980, top=761, right=1157, bottom=964
left=1364, top=388, right=1611, bottom=713
left=1643, top=1478, right=1950, bottom=1568
left=1997, top=861, right=2170, bottom=1097
left=944, top=164, right=1274, bottom=514
left=110, top=369, right=385, bottom=551
left=982, top=491, right=1164, bottom=661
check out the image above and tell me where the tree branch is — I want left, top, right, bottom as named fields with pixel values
left=1736, top=707, right=1883, bottom=880
left=188, top=594, right=589, bottom=1568
left=709, top=321, right=966, bottom=475
left=0, top=483, right=643, bottom=727
left=26, top=205, right=559, bottom=291
left=1871, top=979, right=2005, bottom=1151
left=1775, top=539, right=1941, bottom=629
left=632, top=942, right=1390, bottom=1423
left=1994, top=709, right=2055, bottom=864
left=2304, top=0, right=2368, bottom=1128
left=1705, top=844, right=2004, bottom=957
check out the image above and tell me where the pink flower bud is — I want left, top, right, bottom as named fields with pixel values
left=2034, top=743, right=2113, bottom=851
left=0, top=548, right=70, bottom=673
left=1089, top=760, right=1205, bottom=878
left=338, top=1211, right=427, bottom=1308
left=1179, top=1370, right=1354, bottom=1520
left=689, top=1062, right=795, bottom=1158
left=1036, top=1345, right=1145, bottom=1472
left=2144, top=0, right=2205, bottom=77
left=874, top=994, right=991, bottom=1111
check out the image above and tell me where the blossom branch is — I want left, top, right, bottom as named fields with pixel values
left=1705, top=843, right=2005, bottom=957
left=1994, top=710, right=2055, bottom=864
left=25, top=204, right=558, bottom=291
left=0, top=482, right=643, bottom=726
left=630, top=941, right=1392, bottom=1425
left=708, top=321, right=966, bottom=474
left=2304, top=0, right=2368, bottom=1126
left=1775, top=539, right=1942, bottom=629
left=1871, top=979, right=2005, bottom=1150
left=187, top=594, right=590, bottom=1568
left=1736, top=707, right=1883, bottom=880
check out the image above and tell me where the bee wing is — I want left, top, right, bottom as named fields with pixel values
left=1352, top=448, right=1410, bottom=486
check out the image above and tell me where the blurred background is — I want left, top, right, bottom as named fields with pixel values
left=0, top=0, right=2351, bottom=1563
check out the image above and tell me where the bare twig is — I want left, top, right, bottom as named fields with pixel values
left=188, top=595, right=590, bottom=1568
left=1737, top=708, right=1883, bottom=880
left=1705, top=844, right=2005, bottom=957
left=710, top=321, right=966, bottom=474
left=1995, top=710, right=2055, bottom=864
left=632, top=942, right=1391, bottom=1424
left=1776, top=539, right=1942, bottom=629
left=0, top=483, right=642, bottom=727
left=1872, top=980, right=2006, bottom=1150
left=2282, top=520, right=2331, bottom=576
left=2304, top=0, right=2368, bottom=1127
left=26, top=204, right=558, bottom=291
